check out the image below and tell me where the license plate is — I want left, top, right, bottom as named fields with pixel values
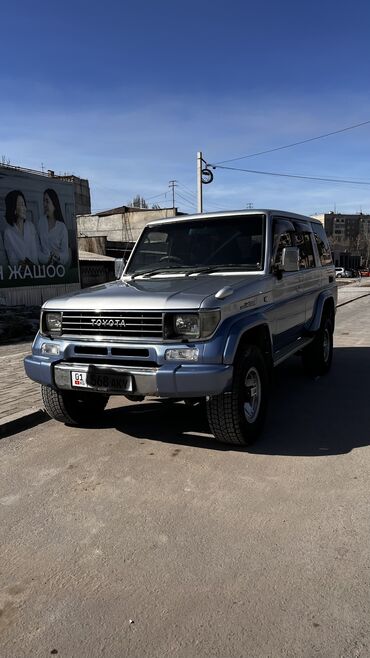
left=71, top=369, right=133, bottom=392
left=72, top=371, right=88, bottom=387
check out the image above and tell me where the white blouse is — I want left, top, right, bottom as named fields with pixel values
left=38, top=216, right=70, bottom=265
left=3, top=221, right=41, bottom=266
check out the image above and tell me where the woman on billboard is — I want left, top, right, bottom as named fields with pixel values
left=3, top=190, right=41, bottom=266
left=0, top=232, right=8, bottom=267
left=38, top=189, right=70, bottom=266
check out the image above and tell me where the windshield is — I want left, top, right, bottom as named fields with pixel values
left=126, top=214, right=266, bottom=275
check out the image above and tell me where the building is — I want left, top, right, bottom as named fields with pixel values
left=310, top=213, right=325, bottom=226
left=77, top=205, right=185, bottom=260
left=312, top=212, right=370, bottom=268
left=53, top=174, right=91, bottom=215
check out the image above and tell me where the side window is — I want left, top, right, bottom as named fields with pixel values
left=312, top=223, right=332, bottom=266
left=275, top=231, right=293, bottom=265
left=295, top=231, right=315, bottom=269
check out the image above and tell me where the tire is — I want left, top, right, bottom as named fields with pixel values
left=206, top=345, right=269, bottom=446
left=302, top=315, right=333, bottom=376
left=41, top=385, right=109, bottom=425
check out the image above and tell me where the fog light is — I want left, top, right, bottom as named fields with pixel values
left=165, top=348, right=199, bottom=361
left=41, top=343, right=60, bottom=355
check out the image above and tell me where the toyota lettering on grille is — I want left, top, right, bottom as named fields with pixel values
left=91, top=318, right=126, bottom=328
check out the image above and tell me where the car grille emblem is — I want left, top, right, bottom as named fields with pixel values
left=91, top=318, right=126, bottom=328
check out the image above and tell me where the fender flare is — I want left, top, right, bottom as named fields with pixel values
left=307, top=291, right=336, bottom=333
left=222, top=311, right=273, bottom=365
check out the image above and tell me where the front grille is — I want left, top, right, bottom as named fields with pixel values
left=61, top=311, right=163, bottom=339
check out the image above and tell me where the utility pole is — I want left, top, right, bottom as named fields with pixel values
left=197, top=151, right=203, bottom=213
left=168, top=180, right=177, bottom=208
left=197, top=152, right=214, bottom=213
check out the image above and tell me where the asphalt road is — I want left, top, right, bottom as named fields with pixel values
left=1, top=297, right=370, bottom=658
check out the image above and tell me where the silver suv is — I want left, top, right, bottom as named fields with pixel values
left=25, top=210, right=337, bottom=445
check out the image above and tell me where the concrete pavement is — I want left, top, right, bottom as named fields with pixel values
left=0, top=341, right=44, bottom=437
left=1, top=294, right=370, bottom=656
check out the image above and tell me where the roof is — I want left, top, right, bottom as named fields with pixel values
left=78, top=250, right=115, bottom=261
left=146, top=209, right=323, bottom=228
left=95, top=205, right=178, bottom=217
left=95, top=206, right=129, bottom=216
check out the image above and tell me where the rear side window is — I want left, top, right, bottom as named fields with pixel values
left=312, top=223, right=332, bottom=266
left=295, top=231, right=315, bottom=269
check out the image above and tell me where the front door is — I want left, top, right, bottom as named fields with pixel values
left=271, top=223, right=305, bottom=351
left=294, top=224, right=322, bottom=325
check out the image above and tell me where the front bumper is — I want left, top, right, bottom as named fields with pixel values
left=24, top=355, right=233, bottom=398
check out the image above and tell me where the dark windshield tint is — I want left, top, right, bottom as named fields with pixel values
left=126, top=214, right=265, bottom=274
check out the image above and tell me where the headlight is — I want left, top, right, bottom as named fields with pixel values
left=170, top=310, right=220, bottom=339
left=174, top=314, right=200, bottom=338
left=43, top=312, right=62, bottom=336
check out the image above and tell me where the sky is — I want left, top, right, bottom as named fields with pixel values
left=2, top=0, right=370, bottom=215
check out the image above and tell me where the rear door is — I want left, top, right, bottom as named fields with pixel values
left=312, top=222, right=335, bottom=288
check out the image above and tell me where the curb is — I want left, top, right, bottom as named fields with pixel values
left=0, top=407, right=48, bottom=439
left=336, top=291, right=370, bottom=308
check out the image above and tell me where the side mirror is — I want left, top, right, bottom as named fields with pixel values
left=281, top=247, right=299, bottom=272
left=115, top=258, right=126, bottom=279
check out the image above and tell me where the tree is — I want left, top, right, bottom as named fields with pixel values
left=131, top=195, right=148, bottom=209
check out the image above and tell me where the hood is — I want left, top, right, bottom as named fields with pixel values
left=43, top=274, right=263, bottom=311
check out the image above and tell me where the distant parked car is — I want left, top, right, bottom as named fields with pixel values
left=360, top=269, right=370, bottom=277
left=335, top=267, right=352, bottom=278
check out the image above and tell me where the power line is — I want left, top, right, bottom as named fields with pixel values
left=145, top=191, right=168, bottom=201
left=176, top=189, right=198, bottom=205
left=212, top=119, right=370, bottom=165
left=203, top=198, right=232, bottom=211
left=177, top=177, right=230, bottom=211
left=176, top=192, right=197, bottom=210
left=213, top=164, right=370, bottom=186
left=176, top=191, right=196, bottom=206
left=178, top=182, right=197, bottom=200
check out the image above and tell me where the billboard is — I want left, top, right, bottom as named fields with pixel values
left=0, top=166, right=79, bottom=288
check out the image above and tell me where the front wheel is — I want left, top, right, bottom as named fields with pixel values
left=302, top=315, right=333, bottom=376
left=206, top=345, right=269, bottom=445
left=41, top=385, right=109, bottom=425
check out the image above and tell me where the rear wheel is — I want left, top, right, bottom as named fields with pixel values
left=302, top=315, right=333, bottom=376
left=41, top=385, right=109, bottom=425
left=206, top=345, right=269, bottom=445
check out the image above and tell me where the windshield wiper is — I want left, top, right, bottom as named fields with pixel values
left=184, top=264, right=259, bottom=276
left=128, top=263, right=260, bottom=280
left=129, top=266, right=188, bottom=280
